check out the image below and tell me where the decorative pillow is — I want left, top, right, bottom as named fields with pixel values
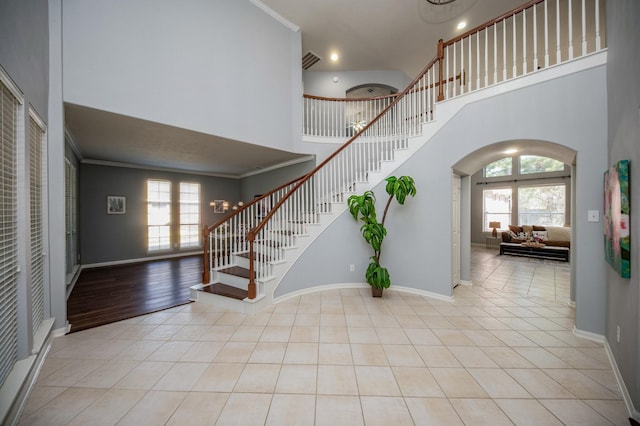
left=522, top=225, right=533, bottom=234
left=532, top=230, right=548, bottom=241
left=547, top=226, right=571, bottom=241
left=508, top=230, right=518, bottom=238
left=532, top=225, right=546, bottom=231
left=517, top=232, right=528, bottom=239
left=508, top=225, right=523, bottom=234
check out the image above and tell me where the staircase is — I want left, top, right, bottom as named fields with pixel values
left=190, top=0, right=605, bottom=314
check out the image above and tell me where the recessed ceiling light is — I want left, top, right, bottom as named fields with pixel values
left=457, top=21, right=467, bottom=30
left=330, top=52, right=339, bottom=62
left=503, top=148, right=518, bottom=154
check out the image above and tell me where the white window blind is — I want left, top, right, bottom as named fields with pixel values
left=179, top=182, right=200, bottom=248
left=29, top=113, right=45, bottom=334
left=0, top=81, right=18, bottom=387
left=147, top=180, right=171, bottom=251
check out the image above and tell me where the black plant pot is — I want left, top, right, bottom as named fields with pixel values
left=371, top=287, right=383, bottom=297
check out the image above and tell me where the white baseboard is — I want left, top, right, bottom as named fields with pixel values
left=82, top=251, right=203, bottom=269
left=603, top=338, right=639, bottom=419
left=273, top=283, right=455, bottom=304
left=456, top=280, right=473, bottom=287
left=572, top=326, right=605, bottom=343
left=0, top=323, right=54, bottom=426
left=273, top=283, right=369, bottom=304
left=573, top=326, right=638, bottom=419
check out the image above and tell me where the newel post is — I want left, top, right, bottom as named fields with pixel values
left=437, top=38, right=445, bottom=102
left=202, top=225, right=210, bottom=284
left=247, top=230, right=257, bottom=299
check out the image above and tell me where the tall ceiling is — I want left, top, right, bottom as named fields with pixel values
left=66, top=0, right=525, bottom=177
left=262, top=0, right=523, bottom=77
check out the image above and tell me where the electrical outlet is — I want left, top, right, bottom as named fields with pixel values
left=616, top=325, right=620, bottom=343
left=349, top=264, right=355, bottom=272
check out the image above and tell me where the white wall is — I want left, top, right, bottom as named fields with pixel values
left=62, top=0, right=302, bottom=152
left=276, top=63, right=608, bottom=337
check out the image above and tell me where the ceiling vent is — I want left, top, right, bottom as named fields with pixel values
left=302, top=51, right=321, bottom=70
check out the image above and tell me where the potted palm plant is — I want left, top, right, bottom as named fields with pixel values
left=347, top=176, right=417, bottom=297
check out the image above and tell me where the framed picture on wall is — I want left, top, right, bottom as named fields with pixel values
left=107, top=195, right=126, bottom=214
left=603, top=159, right=630, bottom=278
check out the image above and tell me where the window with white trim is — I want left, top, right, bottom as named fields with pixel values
left=483, top=188, right=512, bottom=231
left=65, top=159, right=78, bottom=277
left=0, top=79, right=19, bottom=388
left=179, top=182, right=200, bottom=248
left=518, top=184, right=566, bottom=226
left=29, top=111, right=46, bottom=334
left=519, top=155, right=565, bottom=175
left=484, top=157, right=512, bottom=178
left=147, top=180, right=171, bottom=251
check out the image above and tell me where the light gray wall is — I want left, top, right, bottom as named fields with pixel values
left=0, top=0, right=49, bottom=120
left=469, top=162, right=572, bottom=245
left=303, top=70, right=411, bottom=98
left=277, top=64, right=608, bottom=338
left=62, top=0, right=302, bottom=152
left=240, top=159, right=315, bottom=201
left=605, top=0, right=640, bottom=409
left=80, top=164, right=240, bottom=265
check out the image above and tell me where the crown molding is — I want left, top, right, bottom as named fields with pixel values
left=249, top=0, right=300, bottom=32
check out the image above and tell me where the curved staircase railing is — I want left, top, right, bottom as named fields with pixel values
left=202, top=0, right=605, bottom=301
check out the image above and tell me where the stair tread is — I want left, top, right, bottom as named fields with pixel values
left=199, top=283, right=247, bottom=300
left=218, top=266, right=250, bottom=278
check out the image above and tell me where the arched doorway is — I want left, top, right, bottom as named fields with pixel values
left=453, top=140, right=577, bottom=304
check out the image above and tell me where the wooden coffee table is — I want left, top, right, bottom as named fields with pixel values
left=499, top=242, right=569, bottom=262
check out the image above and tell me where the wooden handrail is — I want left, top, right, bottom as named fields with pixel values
left=203, top=174, right=308, bottom=235
left=303, top=93, right=400, bottom=102
left=245, top=55, right=439, bottom=294
left=443, top=0, right=543, bottom=47
left=201, top=173, right=307, bottom=284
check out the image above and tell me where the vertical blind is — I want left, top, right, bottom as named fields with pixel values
left=29, top=114, right=45, bottom=335
left=0, top=81, right=18, bottom=387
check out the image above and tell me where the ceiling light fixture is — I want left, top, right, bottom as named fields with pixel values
left=457, top=21, right=467, bottom=30
left=425, top=0, right=457, bottom=4
left=330, top=52, right=339, bottom=62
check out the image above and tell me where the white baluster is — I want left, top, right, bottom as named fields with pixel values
left=556, top=0, right=561, bottom=64
left=502, top=18, right=507, bottom=81
left=595, top=0, right=601, bottom=50
left=452, top=42, right=457, bottom=97
left=493, top=24, right=498, bottom=84
left=544, top=0, right=549, bottom=67
left=512, top=13, right=517, bottom=78
left=460, top=37, right=464, bottom=94
left=476, top=32, right=481, bottom=89
left=522, top=8, right=527, bottom=75
left=533, top=3, right=538, bottom=70
left=484, top=28, right=489, bottom=87
left=581, top=0, right=587, bottom=55
left=568, top=0, right=574, bottom=60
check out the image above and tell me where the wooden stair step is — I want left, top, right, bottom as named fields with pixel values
left=237, top=252, right=272, bottom=262
left=218, top=266, right=250, bottom=278
left=199, top=283, right=247, bottom=300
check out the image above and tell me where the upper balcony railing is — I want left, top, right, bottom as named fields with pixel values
left=303, top=0, right=605, bottom=139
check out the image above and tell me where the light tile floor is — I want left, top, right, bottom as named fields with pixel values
left=19, top=248, right=629, bottom=425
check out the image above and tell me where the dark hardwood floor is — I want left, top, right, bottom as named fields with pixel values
left=67, top=255, right=202, bottom=333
